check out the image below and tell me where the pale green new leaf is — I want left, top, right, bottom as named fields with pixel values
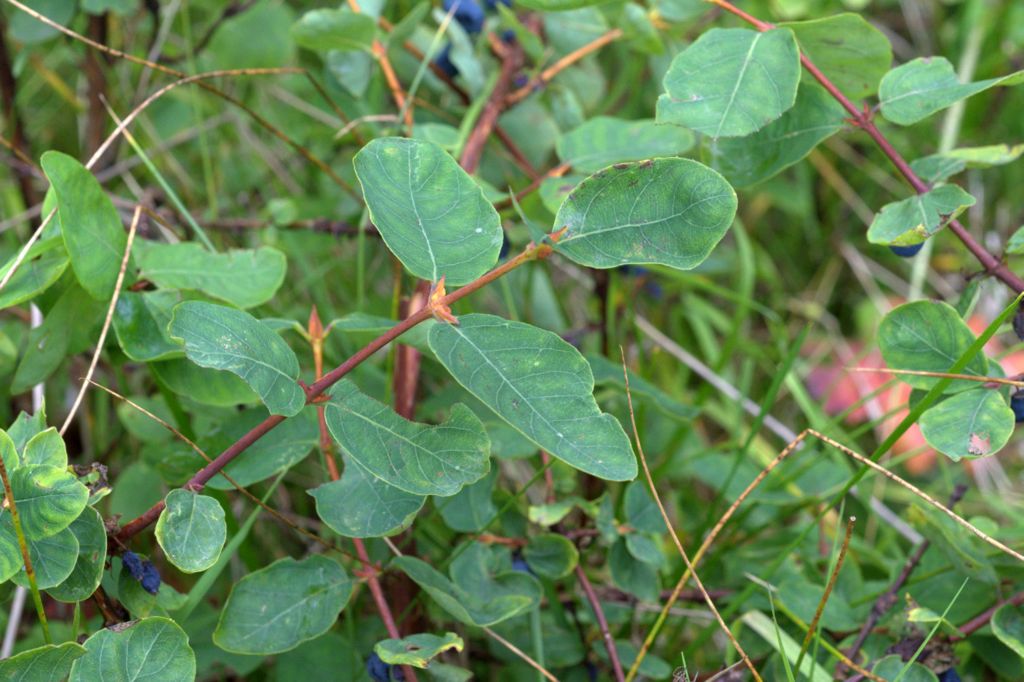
left=324, top=380, right=490, bottom=497
left=40, top=152, right=127, bottom=301
left=710, top=83, right=845, bottom=187
left=156, top=490, right=227, bottom=573
left=878, top=301, right=988, bottom=393
left=429, top=314, right=637, bottom=481
left=0, top=642, right=86, bottom=682
left=782, top=13, right=893, bottom=99
left=919, top=389, right=1014, bottom=461
left=8, top=465, right=89, bottom=539
left=353, top=138, right=503, bottom=285
left=866, top=185, right=975, bottom=246
left=291, top=8, right=376, bottom=52
left=658, top=28, right=801, bottom=138
left=374, top=632, right=464, bottom=669
left=22, top=428, right=67, bottom=468
left=168, top=301, right=305, bottom=417
left=309, top=457, right=425, bottom=538
left=554, top=158, right=736, bottom=270
left=556, top=117, right=694, bottom=172
left=214, top=556, right=353, bottom=655
left=879, top=56, right=1024, bottom=125
left=135, top=241, right=287, bottom=309
left=47, top=507, right=107, bottom=603
left=69, top=617, right=196, bottom=682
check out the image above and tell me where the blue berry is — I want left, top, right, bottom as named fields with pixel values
left=485, top=0, right=512, bottom=8
left=366, top=652, right=394, bottom=682
left=500, top=29, right=516, bottom=44
left=937, top=670, right=961, bottom=682
left=499, top=233, right=511, bottom=260
left=443, top=0, right=484, bottom=34
left=1012, top=391, right=1024, bottom=422
left=434, top=44, right=458, bottom=78
left=121, top=551, right=144, bottom=581
left=510, top=552, right=535, bottom=575
left=890, top=243, right=924, bottom=257
left=140, top=560, right=161, bottom=595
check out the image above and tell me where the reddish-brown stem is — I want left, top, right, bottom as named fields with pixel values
left=460, top=38, right=525, bottom=174
left=116, top=243, right=552, bottom=544
left=955, top=590, right=1024, bottom=638
left=710, top=0, right=1024, bottom=294
left=506, top=29, right=624, bottom=106
left=575, top=564, right=625, bottom=682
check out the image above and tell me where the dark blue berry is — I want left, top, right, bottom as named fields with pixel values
left=1012, top=391, right=1024, bottom=422
left=443, top=0, right=484, bottom=34
left=937, top=670, right=961, bottom=682
left=485, top=0, right=512, bottom=8
left=510, top=552, right=535, bottom=575
left=367, top=652, right=394, bottom=682
left=890, top=243, right=924, bottom=257
left=584, top=661, right=598, bottom=681
left=434, top=44, right=458, bottom=78
left=121, top=551, right=144, bottom=581
left=500, top=29, right=516, bottom=44
left=499, top=233, right=511, bottom=260
left=140, top=560, right=161, bottom=595
left=513, top=74, right=528, bottom=88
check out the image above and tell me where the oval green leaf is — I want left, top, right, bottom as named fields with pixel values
left=0, top=642, right=86, bottom=682
left=291, top=8, right=376, bottom=52
left=69, top=617, right=196, bottom=682
left=782, top=13, right=893, bottom=99
left=151, top=358, right=259, bottom=407
left=879, top=57, right=1024, bottom=126
left=9, top=465, right=90, bottom=539
left=658, top=28, right=801, bottom=138
left=323, top=380, right=490, bottom=497
left=878, top=300, right=989, bottom=392
left=155, top=490, right=227, bottom=574
left=214, top=555, right=353, bottom=655
left=168, top=301, right=305, bottom=417
left=309, top=457, right=425, bottom=538
left=429, top=314, right=636, bottom=481
left=992, top=603, right=1024, bottom=657
left=556, top=117, right=694, bottom=173
left=22, top=428, right=67, bottom=468
left=11, top=525, right=78, bottom=589
left=523, top=533, right=579, bottom=579
left=919, top=389, right=1014, bottom=461
left=134, top=241, right=287, bottom=310
left=40, top=151, right=127, bottom=301
left=554, top=158, right=736, bottom=271
left=112, top=291, right=185, bottom=362
left=0, top=238, right=69, bottom=310
left=47, top=507, right=107, bottom=603
left=353, top=137, right=503, bottom=285
left=867, top=185, right=975, bottom=246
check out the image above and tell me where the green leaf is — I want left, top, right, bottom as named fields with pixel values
left=156, top=490, right=227, bottom=574
left=214, top=555, right=353, bottom=655
left=878, top=300, right=989, bottom=392
left=353, top=138, right=503, bottom=285
left=8, top=0, right=76, bottom=44
left=291, top=8, right=376, bottom=52
left=0, top=238, right=70, bottom=309
left=374, top=632, right=464, bottom=669
left=151, top=359, right=259, bottom=407
left=323, top=380, right=490, bottom=497
left=0, top=642, right=86, bottom=682
left=554, top=158, right=736, bottom=270
left=919, top=389, right=1014, bottom=461
left=624, top=480, right=663, bottom=533
left=22, top=428, right=67, bottom=468
left=556, top=117, right=694, bottom=173
left=8, top=410, right=47, bottom=454
left=872, top=654, right=939, bottom=682
left=429, top=314, right=636, bottom=481
left=879, top=57, right=1024, bottom=125
left=134, top=241, right=287, bottom=309
left=709, top=83, right=846, bottom=187
left=782, top=13, right=893, bottom=99
left=309, top=457, right=425, bottom=538
left=9, top=465, right=90, bottom=539
left=0, top=428, right=21, bottom=472
left=658, top=28, right=801, bottom=138
left=47, top=507, right=107, bottom=603
left=69, top=617, right=196, bottom=682
left=11, top=525, right=77, bottom=589
left=168, top=301, right=305, bottom=417
left=394, top=545, right=541, bottom=627
left=1008, top=226, right=1024, bottom=255
left=609, top=537, right=659, bottom=601
left=438, top=469, right=498, bottom=533
left=204, top=407, right=319, bottom=490
left=516, top=0, right=614, bottom=10
left=523, top=533, right=579, bottom=579
left=0, top=523, right=20, bottom=583
left=740, top=611, right=831, bottom=682
left=993, top=603, right=1024, bottom=657
left=40, top=152, right=128, bottom=301
left=867, top=185, right=975, bottom=246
